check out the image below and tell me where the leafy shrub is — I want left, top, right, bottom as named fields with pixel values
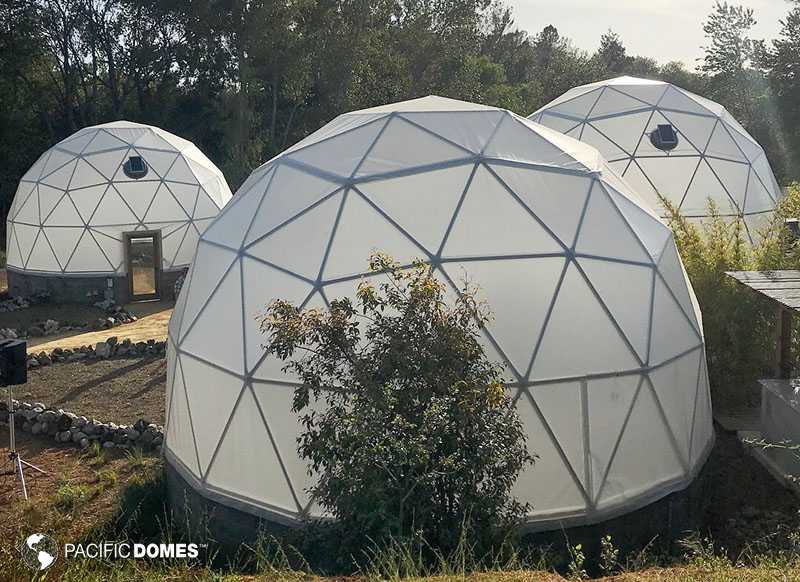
left=662, top=183, right=800, bottom=408
left=55, top=482, right=92, bottom=512
left=262, top=253, right=534, bottom=559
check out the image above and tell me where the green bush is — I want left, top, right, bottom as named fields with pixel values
left=662, top=183, right=800, bottom=409
left=262, top=252, right=534, bottom=561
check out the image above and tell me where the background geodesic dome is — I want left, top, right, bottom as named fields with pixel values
left=7, top=121, right=232, bottom=275
left=165, top=96, right=714, bottom=531
left=529, top=76, right=783, bottom=242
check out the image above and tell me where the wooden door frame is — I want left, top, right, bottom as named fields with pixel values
left=124, top=230, right=162, bottom=301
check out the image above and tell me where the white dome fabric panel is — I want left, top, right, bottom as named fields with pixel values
left=165, top=96, right=713, bottom=531
left=529, top=76, right=783, bottom=243
left=7, top=122, right=232, bottom=275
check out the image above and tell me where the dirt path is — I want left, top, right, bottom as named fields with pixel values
left=28, top=301, right=173, bottom=353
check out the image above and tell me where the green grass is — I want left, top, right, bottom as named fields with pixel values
left=55, top=482, right=93, bottom=512
left=4, top=457, right=800, bottom=581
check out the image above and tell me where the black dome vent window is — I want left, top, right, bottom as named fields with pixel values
left=123, top=155, right=148, bottom=179
left=650, top=124, right=678, bottom=151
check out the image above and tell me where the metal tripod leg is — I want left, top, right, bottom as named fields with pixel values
left=5, top=386, right=47, bottom=500
left=14, top=453, right=27, bottom=500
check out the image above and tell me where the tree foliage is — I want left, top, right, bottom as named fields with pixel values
left=1, top=0, right=799, bottom=237
left=261, top=253, right=533, bottom=554
left=662, top=183, right=800, bottom=409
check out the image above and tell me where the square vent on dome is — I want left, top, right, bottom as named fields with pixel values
left=650, top=124, right=678, bottom=151
left=123, top=155, right=148, bottom=179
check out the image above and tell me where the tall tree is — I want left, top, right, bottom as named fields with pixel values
left=764, top=0, right=800, bottom=178
left=595, top=29, right=628, bottom=74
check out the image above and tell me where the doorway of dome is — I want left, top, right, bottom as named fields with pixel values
left=124, top=231, right=162, bottom=301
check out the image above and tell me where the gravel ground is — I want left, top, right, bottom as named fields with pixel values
left=8, top=357, right=166, bottom=425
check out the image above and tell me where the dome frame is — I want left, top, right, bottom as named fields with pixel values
left=7, top=122, right=232, bottom=303
left=529, top=76, right=783, bottom=242
left=164, top=97, right=714, bottom=532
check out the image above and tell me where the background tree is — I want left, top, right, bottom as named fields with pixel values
left=261, top=253, right=534, bottom=557
left=594, top=29, right=629, bottom=74
left=1, top=0, right=798, bottom=242
left=763, top=0, right=800, bottom=177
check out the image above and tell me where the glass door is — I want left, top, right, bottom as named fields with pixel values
left=125, top=232, right=161, bottom=300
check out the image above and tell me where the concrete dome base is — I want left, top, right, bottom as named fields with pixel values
left=164, top=441, right=713, bottom=562
left=7, top=267, right=183, bottom=304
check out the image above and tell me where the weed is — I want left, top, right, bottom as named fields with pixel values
left=566, top=543, right=587, bottom=580
left=55, top=482, right=92, bottom=512
left=599, top=534, right=619, bottom=574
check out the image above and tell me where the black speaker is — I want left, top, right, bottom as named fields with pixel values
left=0, top=339, right=27, bottom=386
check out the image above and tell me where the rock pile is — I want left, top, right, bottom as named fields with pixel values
left=25, top=320, right=85, bottom=338
left=0, top=399, right=163, bottom=452
left=0, top=296, right=31, bottom=312
left=26, top=337, right=167, bottom=368
left=0, top=291, right=51, bottom=313
left=91, top=300, right=138, bottom=330
left=0, top=328, right=19, bottom=339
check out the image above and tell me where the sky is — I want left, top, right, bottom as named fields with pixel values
left=507, top=0, right=789, bottom=69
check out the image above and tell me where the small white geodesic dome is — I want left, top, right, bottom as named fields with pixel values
left=7, top=121, right=232, bottom=275
left=165, top=96, right=714, bottom=531
left=529, top=76, right=783, bottom=242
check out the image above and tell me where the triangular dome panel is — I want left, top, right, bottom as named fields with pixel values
left=587, top=374, right=641, bottom=502
left=65, top=231, right=113, bottom=272
left=115, top=181, right=160, bottom=220
left=443, top=165, right=563, bottom=258
left=356, top=117, right=469, bottom=176
left=575, top=184, right=651, bottom=263
left=590, top=87, right=650, bottom=117
left=70, top=184, right=109, bottom=222
left=69, top=159, right=108, bottom=189
left=489, top=164, right=593, bottom=249
left=442, top=257, right=566, bottom=375
left=181, top=258, right=244, bottom=373
left=400, top=110, right=504, bottom=153
left=244, top=165, right=339, bottom=246
left=322, top=190, right=425, bottom=280
left=512, top=391, right=588, bottom=514
left=44, top=195, right=82, bottom=226
left=84, top=130, right=129, bottom=154
left=596, top=381, right=685, bottom=507
left=179, top=241, right=239, bottom=340
left=245, top=194, right=339, bottom=280
left=287, top=118, right=386, bottom=177
left=532, top=263, right=640, bottom=380
left=530, top=382, right=587, bottom=490
left=165, top=357, right=201, bottom=477
left=89, top=185, right=139, bottom=225
left=357, top=164, right=473, bottom=253
left=180, top=356, right=243, bottom=474
left=205, top=387, right=300, bottom=512
left=578, top=258, right=652, bottom=361
left=204, top=168, right=273, bottom=250
left=26, top=232, right=61, bottom=271
left=48, top=227, right=86, bottom=269
left=241, top=258, right=313, bottom=374
left=84, top=148, right=130, bottom=180
left=252, top=383, right=312, bottom=508
left=648, top=275, right=702, bottom=365
left=648, top=349, right=703, bottom=464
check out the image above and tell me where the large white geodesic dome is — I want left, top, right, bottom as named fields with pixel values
left=165, top=96, right=714, bottom=531
left=7, top=121, right=232, bottom=275
left=530, top=76, right=783, bottom=242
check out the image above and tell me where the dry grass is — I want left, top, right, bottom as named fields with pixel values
left=11, top=356, right=166, bottom=424
left=1, top=427, right=799, bottom=580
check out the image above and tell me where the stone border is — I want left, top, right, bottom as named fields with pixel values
left=27, top=337, right=167, bottom=368
left=0, top=398, right=163, bottom=452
